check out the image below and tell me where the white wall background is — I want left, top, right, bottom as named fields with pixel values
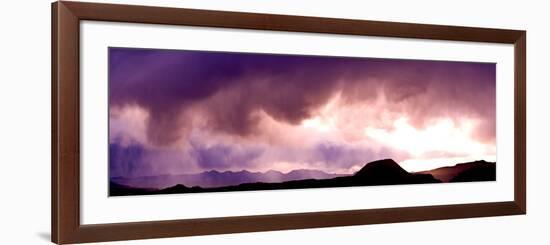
left=0, top=0, right=547, bottom=244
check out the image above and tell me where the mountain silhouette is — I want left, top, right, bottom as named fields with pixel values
left=110, top=158, right=490, bottom=196
left=450, top=162, right=496, bottom=182
left=354, top=159, right=411, bottom=183
left=418, top=160, right=495, bottom=182
left=109, top=181, right=152, bottom=196
left=111, top=169, right=344, bottom=189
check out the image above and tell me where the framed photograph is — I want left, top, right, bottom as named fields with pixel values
left=52, top=1, right=526, bottom=244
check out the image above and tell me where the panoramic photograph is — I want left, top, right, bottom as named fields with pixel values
left=108, top=47, right=496, bottom=196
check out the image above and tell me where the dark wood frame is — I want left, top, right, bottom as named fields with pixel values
left=52, top=1, right=526, bottom=244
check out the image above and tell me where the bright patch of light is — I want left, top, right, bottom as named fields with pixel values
left=365, top=117, right=487, bottom=158
left=301, top=116, right=337, bottom=132
left=300, top=93, right=341, bottom=133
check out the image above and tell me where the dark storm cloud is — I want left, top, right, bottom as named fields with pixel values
left=189, top=142, right=264, bottom=170
left=109, top=142, right=148, bottom=178
left=109, top=48, right=496, bottom=146
left=109, top=48, right=347, bottom=145
left=109, top=47, right=496, bottom=176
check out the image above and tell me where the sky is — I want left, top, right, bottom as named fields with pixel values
left=108, top=47, right=496, bottom=178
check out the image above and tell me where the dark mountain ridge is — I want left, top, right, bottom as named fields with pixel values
left=417, top=160, right=496, bottom=182
left=109, top=158, right=491, bottom=196
left=111, top=168, right=345, bottom=189
left=449, top=161, right=496, bottom=182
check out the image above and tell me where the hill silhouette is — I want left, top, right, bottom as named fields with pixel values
left=110, top=158, right=489, bottom=196
left=109, top=182, right=153, bottom=196
left=450, top=162, right=496, bottom=182
left=111, top=168, right=344, bottom=189
left=418, top=160, right=495, bottom=182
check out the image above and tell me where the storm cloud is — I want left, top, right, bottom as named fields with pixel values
left=108, top=47, right=496, bottom=176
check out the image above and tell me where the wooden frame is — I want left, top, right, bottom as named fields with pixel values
left=51, top=1, right=526, bottom=244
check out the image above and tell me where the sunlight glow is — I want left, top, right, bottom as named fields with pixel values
left=301, top=116, right=337, bottom=132
left=300, top=92, right=341, bottom=133
left=365, top=117, right=487, bottom=157
left=280, top=93, right=495, bottom=174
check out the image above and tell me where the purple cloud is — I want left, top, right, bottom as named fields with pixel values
left=109, top=47, right=496, bottom=176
